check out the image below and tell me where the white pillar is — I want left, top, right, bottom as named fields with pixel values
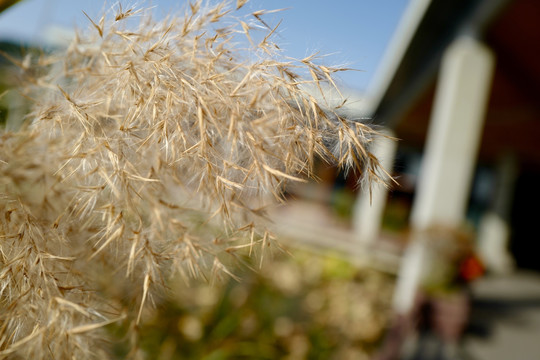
left=411, top=36, right=495, bottom=231
left=392, top=236, right=427, bottom=314
left=353, top=129, right=397, bottom=245
left=477, top=153, right=517, bottom=274
left=393, top=37, right=495, bottom=315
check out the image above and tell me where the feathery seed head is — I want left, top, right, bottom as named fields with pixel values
left=0, top=2, right=391, bottom=358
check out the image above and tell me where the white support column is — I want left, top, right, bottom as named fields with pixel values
left=353, top=129, right=397, bottom=245
left=393, top=37, right=495, bottom=315
left=411, top=36, right=495, bottom=230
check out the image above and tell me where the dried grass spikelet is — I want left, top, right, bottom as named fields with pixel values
left=0, top=1, right=392, bottom=358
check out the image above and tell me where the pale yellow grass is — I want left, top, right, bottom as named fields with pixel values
left=0, top=1, right=391, bottom=358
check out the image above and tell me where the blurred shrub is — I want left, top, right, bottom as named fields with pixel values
left=109, top=249, right=395, bottom=360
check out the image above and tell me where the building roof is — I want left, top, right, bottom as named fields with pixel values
left=372, top=0, right=540, bottom=167
left=372, top=0, right=510, bottom=125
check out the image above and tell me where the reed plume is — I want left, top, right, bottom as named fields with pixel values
left=0, top=1, right=390, bottom=358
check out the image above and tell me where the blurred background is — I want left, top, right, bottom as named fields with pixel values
left=1, top=0, right=540, bottom=359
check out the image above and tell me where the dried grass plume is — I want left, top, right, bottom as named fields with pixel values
left=0, top=1, right=391, bottom=358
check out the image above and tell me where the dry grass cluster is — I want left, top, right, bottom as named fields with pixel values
left=0, top=1, right=389, bottom=358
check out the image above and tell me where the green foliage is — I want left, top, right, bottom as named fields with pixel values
left=108, top=250, right=394, bottom=359
left=0, top=105, right=7, bottom=126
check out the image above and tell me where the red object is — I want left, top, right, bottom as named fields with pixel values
left=459, top=255, right=484, bottom=282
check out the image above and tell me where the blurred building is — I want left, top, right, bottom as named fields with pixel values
left=361, top=1, right=540, bottom=358
left=364, top=0, right=540, bottom=275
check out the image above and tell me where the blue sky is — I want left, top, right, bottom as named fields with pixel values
left=0, top=0, right=410, bottom=92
